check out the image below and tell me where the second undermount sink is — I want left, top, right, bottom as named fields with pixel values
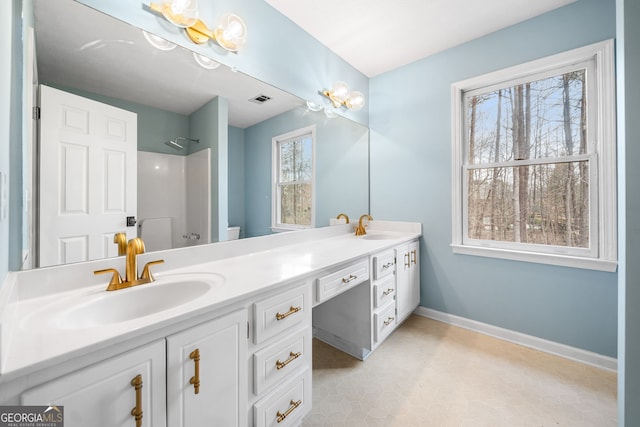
left=33, top=273, right=224, bottom=330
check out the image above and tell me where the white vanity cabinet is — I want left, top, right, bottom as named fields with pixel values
left=21, top=340, right=167, bottom=427
left=395, top=240, right=420, bottom=323
left=250, top=282, right=313, bottom=426
left=166, top=309, right=247, bottom=427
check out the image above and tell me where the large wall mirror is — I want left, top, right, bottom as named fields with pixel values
left=23, top=0, right=369, bottom=269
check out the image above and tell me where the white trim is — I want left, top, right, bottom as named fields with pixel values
left=271, top=125, right=316, bottom=230
left=451, top=39, right=617, bottom=270
left=414, top=307, right=617, bottom=371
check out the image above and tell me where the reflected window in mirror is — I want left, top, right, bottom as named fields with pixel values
left=272, top=125, right=316, bottom=231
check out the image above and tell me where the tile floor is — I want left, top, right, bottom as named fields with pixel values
left=302, top=315, right=616, bottom=427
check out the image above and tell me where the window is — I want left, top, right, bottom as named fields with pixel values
left=272, top=125, right=316, bottom=230
left=451, top=40, right=616, bottom=271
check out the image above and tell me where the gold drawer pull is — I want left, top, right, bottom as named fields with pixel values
left=381, top=262, right=394, bottom=270
left=341, top=274, right=357, bottom=284
left=276, top=399, right=302, bottom=423
left=130, top=374, right=143, bottom=427
left=383, top=316, right=395, bottom=326
left=276, top=351, right=302, bottom=370
left=382, top=288, right=394, bottom=296
left=276, top=306, right=301, bottom=321
left=411, top=249, right=417, bottom=265
left=404, top=253, right=410, bottom=268
left=189, top=348, right=200, bottom=394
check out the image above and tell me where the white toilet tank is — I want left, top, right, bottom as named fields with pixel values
left=228, top=226, right=240, bottom=240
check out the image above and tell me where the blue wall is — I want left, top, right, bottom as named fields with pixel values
left=617, top=0, right=640, bottom=422
left=369, top=0, right=617, bottom=357
left=244, top=107, right=369, bottom=237
left=228, top=126, right=245, bottom=236
left=189, top=97, right=227, bottom=242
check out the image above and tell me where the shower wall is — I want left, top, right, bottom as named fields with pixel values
left=138, top=149, right=211, bottom=248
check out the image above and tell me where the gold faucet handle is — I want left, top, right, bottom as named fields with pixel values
left=141, top=260, right=165, bottom=282
left=94, top=268, right=123, bottom=291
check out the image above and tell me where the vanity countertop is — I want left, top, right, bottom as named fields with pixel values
left=0, top=221, right=421, bottom=381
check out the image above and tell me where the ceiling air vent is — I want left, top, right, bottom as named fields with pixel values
left=249, top=94, right=272, bottom=104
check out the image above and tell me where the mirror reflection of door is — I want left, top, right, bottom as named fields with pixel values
left=38, top=85, right=137, bottom=267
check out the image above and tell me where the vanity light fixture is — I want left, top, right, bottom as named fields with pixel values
left=320, top=81, right=365, bottom=111
left=142, top=30, right=177, bottom=50
left=193, top=52, right=221, bottom=69
left=149, top=1, right=247, bottom=52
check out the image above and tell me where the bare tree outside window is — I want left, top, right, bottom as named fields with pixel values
left=465, top=70, right=589, bottom=249
left=272, top=126, right=315, bottom=229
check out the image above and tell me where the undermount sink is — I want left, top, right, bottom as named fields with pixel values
left=30, top=273, right=224, bottom=330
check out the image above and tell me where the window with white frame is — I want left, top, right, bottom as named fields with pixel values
left=272, top=125, right=315, bottom=230
left=451, top=40, right=616, bottom=271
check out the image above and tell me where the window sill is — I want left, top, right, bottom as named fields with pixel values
left=450, top=244, right=617, bottom=272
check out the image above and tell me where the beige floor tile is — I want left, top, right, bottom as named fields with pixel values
left=302, top=315, right=616, bottom=427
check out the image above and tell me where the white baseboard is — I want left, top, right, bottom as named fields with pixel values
left=414, top=307, right=617, bottom=371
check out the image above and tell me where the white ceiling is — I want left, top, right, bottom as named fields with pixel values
left=265, top=0, right=577, bottom=77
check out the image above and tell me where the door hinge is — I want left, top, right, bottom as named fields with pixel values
left=33, top=106, right=41, bottom=120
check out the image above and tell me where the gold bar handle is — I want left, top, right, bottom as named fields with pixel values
left=189, top=348, right=200, bottom=394
left=383, top=316, right=395, bottom=326
left=341, top=274, right=357, bottom=284
left=404, top=253, right=410, bottom=268
left=276, top=399, right=302, bottom=423
left=276, top=351, right=302, bottom=370
left=276, top=306, right=301, bottom=321
left=381, top=262, right=394, bottom=270
left=130, top=374, right=143, bottom=427
left=411, top=249, right=417, bottom=266
left=382, top=288, right=394, bottom=296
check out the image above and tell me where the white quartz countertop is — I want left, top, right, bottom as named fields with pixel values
left=0, top=221, right=421, bottom=381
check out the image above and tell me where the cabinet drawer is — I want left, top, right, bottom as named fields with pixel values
left=374, top=303, right=397, bottom=342
left=254, top=283, right=311, bottom=344
left=253, top=369, right=311, bottom=427
left=373, top=276, right=395, bottom=309
left=253, top=327, right=311, bottom=395
left=373, top=250, right=395, bottom=280
left=316, top=259, right=369, bottom=303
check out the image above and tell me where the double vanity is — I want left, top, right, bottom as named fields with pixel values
left=0, top=220, right=421, bottom=426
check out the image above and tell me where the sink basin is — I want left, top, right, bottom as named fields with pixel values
left=361, top=233, right=398, bottom=240
left=30, top=273, right=224, bottom=330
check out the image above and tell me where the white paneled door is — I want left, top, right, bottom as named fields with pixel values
left=39, top=85, right=137, bottom=267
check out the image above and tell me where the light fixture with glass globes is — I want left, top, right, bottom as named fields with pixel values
left=148, top=0, right=247, bottom=52
left=320, top=81, right=365, bottom=111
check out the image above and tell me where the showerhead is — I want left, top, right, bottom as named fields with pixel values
left=163, top=137, right=200, bottom=151
left=164, top=139, right=184, bottom=150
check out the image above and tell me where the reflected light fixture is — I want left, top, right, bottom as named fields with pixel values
left=193, top=52, right=221, bottom=69
left=149, top=1, right=247, bottom=52
left=142, top=30, right=177, bottom=50
left=320, top=81, right=365, bottom=111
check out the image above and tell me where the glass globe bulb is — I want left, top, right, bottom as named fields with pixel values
left=331, top=81, right=350, bottom=103
left=161, top=0, right=199, bottom=28
left=347, top=91, right=365, bottom=111
left=215, top=13, right=247, bottom=52
left=142, top=30, right=177, bottom=51
left=193, top=52, right=221, bottom=69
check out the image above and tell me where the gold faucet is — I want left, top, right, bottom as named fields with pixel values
left=355, top=214, right=372, bottom=236
left=94, top=237, right=164, bottom=291
left=336, top=213, right=350, bottom=224
left=114, top=232, right=127, bottom=256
